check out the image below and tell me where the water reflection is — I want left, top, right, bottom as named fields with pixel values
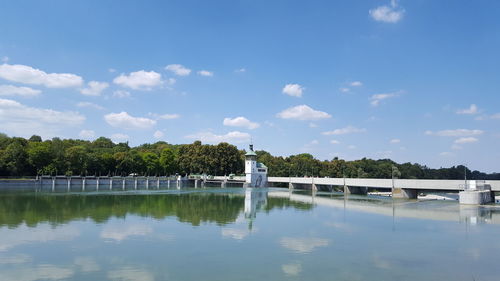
left=0, top=189, right=499, bottom=281
left=0, top=224, right=80, bottom=252
left=100, top=223, right=154, bottom=242
left=244, top=188, right=268, bottom=219
left=279, top=237, right=330, bottom=254
left=0, top=189, right=313, bottom=229
left=281, top=262, right=302, bottom=276
left=273, top=190, right=500, bottom=226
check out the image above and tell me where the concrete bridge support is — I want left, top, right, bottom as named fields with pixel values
left=289, top=182, right=295, bottom=190
left=459, top=190, right=495, bottom=205
left=392, top=188, right=417, bottom=199
left=344, top=186, right=368, bottom=195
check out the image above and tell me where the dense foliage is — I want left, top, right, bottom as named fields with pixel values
left=0, top=133, right=498, bottom=180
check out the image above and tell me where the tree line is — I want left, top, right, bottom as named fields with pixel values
left=0, top=133, right=498, bottom=180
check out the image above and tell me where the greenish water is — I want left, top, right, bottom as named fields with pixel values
left=0, top=188, right=499, bottom=281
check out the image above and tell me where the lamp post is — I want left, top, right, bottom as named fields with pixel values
left=391, top=165, right=395, bottom=195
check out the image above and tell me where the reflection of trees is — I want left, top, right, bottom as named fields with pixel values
left=0, top=192, right=313, bottom=228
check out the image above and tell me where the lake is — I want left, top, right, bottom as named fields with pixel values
left=0, top=187, right=499, bottom=281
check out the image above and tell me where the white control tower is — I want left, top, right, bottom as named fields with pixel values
left=244, top=144, right=267, bottom=188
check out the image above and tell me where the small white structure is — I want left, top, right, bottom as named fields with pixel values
left=459, top=180, right=495, bottom=205
left=244, top=144, right=268, bottom=188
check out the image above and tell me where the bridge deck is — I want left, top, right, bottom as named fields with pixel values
left=267, top=177, right=500, bottom=192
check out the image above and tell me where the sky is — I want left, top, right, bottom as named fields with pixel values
left=0, top=0, right=499, bottom=172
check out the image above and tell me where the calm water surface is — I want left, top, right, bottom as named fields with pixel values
left=0, top=188, right=499, bottom=281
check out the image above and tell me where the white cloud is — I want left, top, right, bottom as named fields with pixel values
left=370, top=92, right=399, bottom=106
left=439, top=151, right=454, bottom=157
left=165, top=64, right=191, bottom=76
left=0, top=85, right=41, bottom=97
left=348, top=145, right=356, bottom=149
left=0, top=98, right=85, bottom=138
left=454, top=137, right=479, bottom=144
left=197, top=70, right=213, bottom=77
left=76, top=101, right=104, bottom=110
left=235, top=68, right=246, bottom=73
left=339, top=87, right=350, bottom=93
left=369, top=0, right=405, bottom=23
left=330, top=140, right=340, bottom=144
left=456, top=104, right=479, bottom=115
left=310, top=140, right=319, bottom=145
left=149, top=113, right=180, bottom=120
left=185, top=131, right=250, bottom=144
left=108, top=68, right=116, bottom=73
left=223, top=116, right=260, bottom=130
left=279, top=237, right=330, bottom=254
left=425, top=129, right=483, bottom=137
left=110, top=133, right=129, bottom=143
left=390, top=138, right=400, bottom=144
left=277, top=105, right=331, bottom=121
left=153, top=130, right=164, bottom=139
left=491, top=113, right=500, bottom=119
left=104, top=112, right=156, bottom=130
left=282, top=83, right=304, bottom=97
left=451, top=144, right=463, bottom=150
left=165, top=77, right=176, bottom=85
left=1, top=56, right=8, bottom=63
left=350, top=81, right=362, bottom=87
left=113, top=90, right=131, bottom=98
left=322, top=126, right=366, bottom=136
left=80, top=81, right=109, bottom=96
left=113, top=70, right=162, bottom=90
left=79, top=130, right=95, bottom=139
left=309, top=122, right=318, bottom=128
left=0, top=63, right=83, bottom=88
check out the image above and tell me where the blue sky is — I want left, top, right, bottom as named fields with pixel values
left=0, top=0, right=499, bottom=172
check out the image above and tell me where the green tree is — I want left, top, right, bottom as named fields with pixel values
left=27, top=141, right=53, bottom=174
left=160, top=148, right=177, bottom=175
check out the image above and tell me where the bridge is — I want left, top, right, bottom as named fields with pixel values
left=3, top=175, right=498, bottom=204
left=267, top=177, right=499, bottom=203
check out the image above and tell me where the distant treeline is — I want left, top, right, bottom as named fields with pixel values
left=0, top=133, right=498, bottom=180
